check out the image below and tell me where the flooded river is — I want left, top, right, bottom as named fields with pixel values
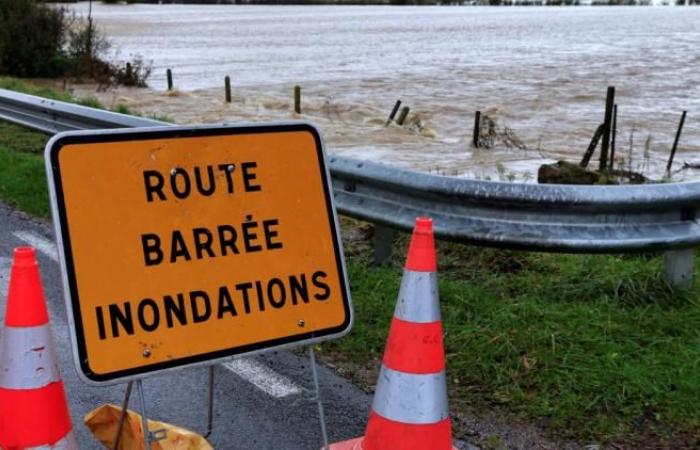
left=66, top=3, right=700, bottom=181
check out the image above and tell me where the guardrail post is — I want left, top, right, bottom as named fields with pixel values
left=373, top=224, right=395, bottom=265
left=664, top=249, right=694, bottom=289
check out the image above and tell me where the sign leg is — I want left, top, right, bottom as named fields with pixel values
left=204, top=365, right=215, bottom=438
left=136, top=379, right=152, bottom=449
left=112, top=381, right=133, bottom=450
left=309, top=347, right=329, bottom=450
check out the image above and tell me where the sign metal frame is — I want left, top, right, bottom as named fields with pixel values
left=45, top=123, right=352, bottom=385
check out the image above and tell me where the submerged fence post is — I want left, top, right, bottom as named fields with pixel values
left=599, top=86, right=615, bottom=171
left=166, top=69, right=173, bottom=91
left=664, top=248, right=694, bottom=290
left=225, top=76, right=232, bottom=103
left=373, top=224, right=395, bottom=266
left=386, top=100, right=402, bottom=126
left=294, top=85, right=301, bottom=114
left=666, top=110, right=687, bottom=176
left=610, top=104, right=617, bottom=171
left=473, top=111, right=481, bottom=148
left=396, top=106, right=410, bottom=126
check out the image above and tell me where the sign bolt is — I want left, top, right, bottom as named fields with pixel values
left=298, top=319, right=305, bottom=328
left=143, top=348, right=152, bottom=358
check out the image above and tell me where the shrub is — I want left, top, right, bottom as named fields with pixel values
left=0, top=0, right=151, bottom=87
left=0, top=0, right=70, bottom=77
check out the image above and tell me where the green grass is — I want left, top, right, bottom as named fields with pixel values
left=0, top=77, right=73, bottom=102
left=0, top=124, right=49, bottom=216
left=324, top=224, right=700, bottom=446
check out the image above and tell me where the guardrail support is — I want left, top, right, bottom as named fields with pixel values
left=664, top=249, right=694, bottom=289
left=373, top=224, right=395, bottom=265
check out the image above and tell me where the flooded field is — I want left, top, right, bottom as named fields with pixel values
left=65, top=3, right=700, bottom=181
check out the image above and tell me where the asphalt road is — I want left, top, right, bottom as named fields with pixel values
left=0, top=201, right=372, bottom=449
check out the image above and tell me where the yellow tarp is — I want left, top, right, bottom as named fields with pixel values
left=84, top=404, right=214, bottom=450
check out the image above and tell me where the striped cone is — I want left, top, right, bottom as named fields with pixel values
left=0, top=247, right=77, bottom=449
left=329, top=217, right=456, bottom=450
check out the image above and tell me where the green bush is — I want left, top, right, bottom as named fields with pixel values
left=0, top=0, right=151, bottom=86
left=0, top=0, right=70, bottom=77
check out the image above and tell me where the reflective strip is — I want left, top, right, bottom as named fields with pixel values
left=383, top=318, right=445, bottom=374
left=27, top=432, right=77, bottom=450
left=371, top=365, right=448, bottom=425
left=0, top=325, right=61, bottom=389
left=394, top=271, right=440, bottom=323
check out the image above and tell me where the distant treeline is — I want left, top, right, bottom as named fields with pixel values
left=47, top=0, right=700, bottom=4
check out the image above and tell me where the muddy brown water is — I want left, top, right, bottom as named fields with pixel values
left=64, top=3, right=700, bottom=182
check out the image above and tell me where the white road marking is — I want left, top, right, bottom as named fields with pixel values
left=223, top=358, right=302, bottom=398
left=0, top=256, right=12, bottom=323
left=12, top=231, right=59, bottom=262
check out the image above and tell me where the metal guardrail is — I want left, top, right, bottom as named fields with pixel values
left=1, top=88, right=698, bottom=272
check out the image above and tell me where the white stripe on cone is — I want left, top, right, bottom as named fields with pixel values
left=394, top=271, right=440, bottom=323
left=0, top=324, right=61, bottom=389
left=371, top=365, right=449, bottom=425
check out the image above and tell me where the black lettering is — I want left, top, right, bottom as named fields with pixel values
left=143, top=170, right=166, bottom=202
left=109, top=303, right=134, bottom=338
left=217, top=286, right=238, bottom=318
left=312, top=271, right=331, bottom=301
left=289, top=274, right=309, bottom=305
left=170, top=168, right=191, bottom=199
left=193, top=228, right=215, bottom=259
left=242, top=221, right=262, bottom=252
left=235, top=282, right=253, bottom=314
left=194, top=166, right=216, bottom=196
left=137, top=298, right=160, bottom=332
left=96, top=306, right=107, bottom=340
left=190, top=290, right=212, bottom=323
left=241, top=162, right=262, bottom=192
left=141, top=233, right=163, bottom=266
left=217, top=164, right=236, bottom=194
left=267, top=278, right=286, bottom=308
left=255, top=280, right=266, bottom=312
left=218, top=225, right=240, bottom=256
left=170, top=230, right=192, bottom=263
left=263, top=219, right=283, bottom=250
left=164, top=294, right=187, bottom=328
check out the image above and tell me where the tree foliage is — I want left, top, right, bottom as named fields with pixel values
left=0, top=0, right=70, bottom=77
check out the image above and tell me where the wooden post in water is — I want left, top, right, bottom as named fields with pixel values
left=386, top=100, right=402, bottom=126
left=166, top=69, right=173, bottom=91
left=580, top=123, right=605, bottom=168
left=225, top=76, right=232, bottom=103
left=472, top=111, right=481, bottom=148
left=666, top=110, right=687, bottom=176
left=610, top=104, right=618, bottom=171
left=396, top=106, right=410, bottom=126
left=294, top=86, right=301, bottom=114
left=599, top=86, right=615, bottom=172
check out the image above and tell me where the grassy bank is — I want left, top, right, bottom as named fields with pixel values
left=326, top=227, right=700, bottom=447
left=1, top=79, right=698, bottom=448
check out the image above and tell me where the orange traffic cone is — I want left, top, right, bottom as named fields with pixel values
left=329, top=217, right=456, bottom=450
left=0, top=247, right=77, bottom=449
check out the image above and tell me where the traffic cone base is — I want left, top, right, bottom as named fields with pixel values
left=0, top=247, right=76, bottom=449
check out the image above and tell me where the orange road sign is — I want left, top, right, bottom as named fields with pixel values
left=45, top=124, right=352, bottom=384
